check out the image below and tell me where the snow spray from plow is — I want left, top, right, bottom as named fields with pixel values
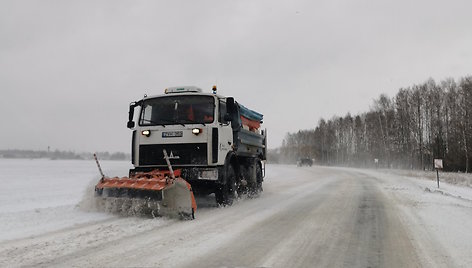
left=93, top=150, right=197, bottom=219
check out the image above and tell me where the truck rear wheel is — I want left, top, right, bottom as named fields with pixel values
left=248, top=162, right=263, bottom=197
left=255, top=162, right=263, bottom=193
left=215, top=165, right=237, bottom=206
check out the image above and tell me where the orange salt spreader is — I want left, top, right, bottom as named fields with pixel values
left=94, top=149, right=197, bottom=219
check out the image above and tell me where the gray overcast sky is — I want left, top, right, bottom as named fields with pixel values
left=1, top=0, right=471, bottom=153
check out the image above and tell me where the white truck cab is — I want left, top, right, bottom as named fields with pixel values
left=127, top=86, right=267, bottom=205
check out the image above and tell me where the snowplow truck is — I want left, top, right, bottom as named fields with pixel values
left=125, top=86, right=267, bottom=206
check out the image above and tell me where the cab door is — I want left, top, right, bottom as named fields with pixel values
left=217, top=99, right=233, bottom=165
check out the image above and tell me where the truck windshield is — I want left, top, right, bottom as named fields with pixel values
left=139, top=95, right=215, bottom=126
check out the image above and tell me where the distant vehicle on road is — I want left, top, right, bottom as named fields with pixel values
left=297, top=158, right=313, bottom=167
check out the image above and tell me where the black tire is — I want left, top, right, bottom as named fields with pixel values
left=256, top=164, right=264, bottom=192
left=254, top=162, right=263, bottom=195
left=215, top=165, right=237, bottom=206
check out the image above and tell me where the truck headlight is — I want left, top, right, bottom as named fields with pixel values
left=192, top=128, right=202, bottom=135
left=141, top=130, right=151, bottom=137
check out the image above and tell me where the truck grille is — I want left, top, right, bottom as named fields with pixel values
left=139, top=143, right=207, bottom=166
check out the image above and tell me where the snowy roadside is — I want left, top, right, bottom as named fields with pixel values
left=371, top=168, right=472, bottom=203
left=346, top=167, right=472, bottom=267
left=328, top=165, right=472, bottom=202
left=377, top=168, right=472, bottom=188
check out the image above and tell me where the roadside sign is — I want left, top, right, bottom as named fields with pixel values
left=374, top=158, right=379, bottom=163
left=434, top=159, right=443, bottom=188
left=434, top=159, right=443, bottom=169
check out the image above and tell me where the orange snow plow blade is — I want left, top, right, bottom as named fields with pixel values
left=95, top=169, right=197, bottom=219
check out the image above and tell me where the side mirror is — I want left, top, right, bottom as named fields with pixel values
left=226, top=97, right=235, bottom=113
left=224, top=113, right=232, bottom=122
left=127, top=102, right=137, bottom=129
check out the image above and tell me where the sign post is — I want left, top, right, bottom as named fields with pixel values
left=434, top=159, right=443, bottom=188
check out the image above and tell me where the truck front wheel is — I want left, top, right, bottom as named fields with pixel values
left=215, top=165, right=237, bottom=206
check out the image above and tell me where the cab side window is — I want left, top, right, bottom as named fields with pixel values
left=219, top=100, right=228, bottom=123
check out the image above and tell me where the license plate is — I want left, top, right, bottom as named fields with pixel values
left=162, top=131, right=183, bottom=138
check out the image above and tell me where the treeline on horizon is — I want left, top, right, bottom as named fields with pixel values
left=280, top=75, right=472, bottom=172
left=0, top=149, right=130, bottom=161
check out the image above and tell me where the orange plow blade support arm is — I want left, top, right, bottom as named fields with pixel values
left=95, top=169, right=196, bottom=219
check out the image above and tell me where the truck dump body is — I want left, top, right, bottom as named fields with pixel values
left=235, top=128, right=266, bottom=158
left=239, top=103, right=264, bottom=131
left=232, top=103, right=266, bottom=159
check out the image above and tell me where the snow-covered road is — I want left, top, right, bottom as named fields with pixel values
left=1, top=160, right=472, bottom=267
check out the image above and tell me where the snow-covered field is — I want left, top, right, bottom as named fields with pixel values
left=1, top=159, right=472, bottom=267
left=0, top=159, right=131, bottom=241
